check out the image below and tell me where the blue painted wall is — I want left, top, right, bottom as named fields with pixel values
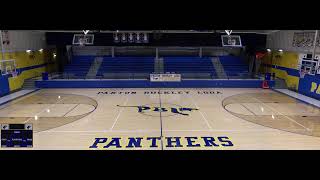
left=298, top=74, right=320, bottom=100
left=0, top=75, right=10, bottom=97
left=35, top=79, right=274, bottom=89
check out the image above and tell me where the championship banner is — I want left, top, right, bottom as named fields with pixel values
left=150, top=74, right=181, bottom=82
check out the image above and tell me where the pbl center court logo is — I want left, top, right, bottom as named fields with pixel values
left=90, top=90, right=233, bottom=149
left=117, top=103, right=199, bottom=117
left=89, top=103, right=234, bottom=149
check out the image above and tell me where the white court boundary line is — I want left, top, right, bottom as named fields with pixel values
left=249, top=95, right=311, bottom=132
left=188, top=93, right=213, bottom=130
left=109, top=96, right=129, bottom=130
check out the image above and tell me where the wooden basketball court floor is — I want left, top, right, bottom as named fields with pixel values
left=1, top=88, right=320, bottom=150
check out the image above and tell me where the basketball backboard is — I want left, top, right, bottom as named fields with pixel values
left=0, top=59, right=17, bottom=76
left=221, top=35, right=242, bottom=47
left=72, top=34, right=94, bottom=45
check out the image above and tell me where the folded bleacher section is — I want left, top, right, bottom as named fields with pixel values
left=63, top=56, right=95, bottom=78
left=97, top=57, right=155, bottom=79
left=218, top=56, right=249, bottom=78
left=62, top=56, right=249, bottom=80
left=163, top=57, right=216, bottom=79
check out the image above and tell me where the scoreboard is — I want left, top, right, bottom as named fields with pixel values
left=1, top=124, right=33, bottom=148
left=150, top=74, right=181, bottom=82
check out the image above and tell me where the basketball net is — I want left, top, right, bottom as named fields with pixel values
left=227, top=36, right=236, bottom=46
left=79, top=37, right=86, bottom=46
left=300, top=69, right=306, bottom=78
left=11, top=71, right=18, bottom=78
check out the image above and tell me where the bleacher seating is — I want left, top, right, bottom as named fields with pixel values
left=62, top=55, right=249, bottom=79
left=163, top=57, right=216, bottom=78
left=63, top=56, right=95, bottom=77
left=97, top=57, right=155, bottom=77
left=219, top=56, right=248, bottom=77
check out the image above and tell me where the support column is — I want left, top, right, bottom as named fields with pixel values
left=156, top=47, right=159, bottom=59
left=0, top=30, right=4, bottom=60
left=312, top=30, right=318, bottom=59
left=111, top=47, right=115, bottom=57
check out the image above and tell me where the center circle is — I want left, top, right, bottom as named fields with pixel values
left=139, top=103, right=184, bottom=117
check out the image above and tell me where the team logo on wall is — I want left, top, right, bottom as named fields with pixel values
left=117, top=103, right=198, bottom=117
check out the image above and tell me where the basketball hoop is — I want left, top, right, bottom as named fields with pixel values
left=11, top=71, right=18, bottom=78
left=221, top=35, right=242, bottom=47
left=73, top=34, right=94, bottom=46
left=78, top=37, right=86, bottom=46
left=228, top=37, right=236, bottom=46
left=0, top=59, right=17, bottom=76
left=224, top=30, right=235, bottom=45
left=300, top=69, right=306, bottom=78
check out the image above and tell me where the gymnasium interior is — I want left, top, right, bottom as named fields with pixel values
left=0, top=30, right=320, bottom=150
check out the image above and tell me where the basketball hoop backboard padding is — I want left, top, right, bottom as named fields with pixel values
left=0, top=75, right=10, bottom=96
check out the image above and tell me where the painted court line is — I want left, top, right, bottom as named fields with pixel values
left=249, top=96, right=311, bottom=132
left=158, top=89, right=164, bottom=150
left=240, top=103, right=257, bottom=115
left=23, top=96, right=70, bottom=123
left=188, top=94, right=213, bottom=130
left=110, top=96, right=129, bottom=130
left=40, top=129, right=288, bottom=133
left=63, top=104, right=80, bottom=117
